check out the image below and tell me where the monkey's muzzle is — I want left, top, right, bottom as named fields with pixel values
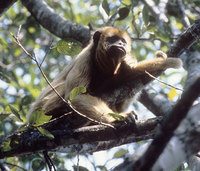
left=107, top=45, right=126, bottom=58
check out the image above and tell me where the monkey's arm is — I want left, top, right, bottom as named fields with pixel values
left=134, top=51, right=182, bottom=73
left=134, top=57, right=182, bottom=73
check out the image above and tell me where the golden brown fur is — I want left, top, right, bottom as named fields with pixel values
left=27, top=27, right=182, bottom=124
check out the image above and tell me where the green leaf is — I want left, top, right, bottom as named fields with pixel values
left=0, top=37, right=8, bottom=47
left=1, top=138, right=11, bottom=152
left=21, top=95, right=33, bottom=106
left=8, top=105, right=23, bottom=122
left=28, top=109, right=52, bottom=126
left=113, top=148, right=128, bottom=158
left=56, top=39, right=82, bottom=57
left=194, top=0, right=200, bottom=6
left=69, top=86, right=87, bottom=101
left=121, top=0, right=132, bottom=6
left=37, top=127, right=54, bottom=139
left=18, top=124, right=29, bottom=132
left=0, top=72, right=11, bottom=83
left=155, top=30, right=170, bottom=42
left=117, top=7, right=130, bottom=20
left=102, top=0, right=110, bottom=16
left=108, top=113, right=125, bottom=121
left=31, top=158, right=45, bottom=170
left=0, top=114, right=10, bottom=121
left=142, top=5, right=149, bottom=26
left=8, top=70, right=19, bottom=85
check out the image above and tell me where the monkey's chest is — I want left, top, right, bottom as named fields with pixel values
left=88, top=73, right=144, bottom=106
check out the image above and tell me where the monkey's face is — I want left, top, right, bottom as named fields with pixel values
left=105, top=35, right=127, bottom=58
left=93, top=27, right=131, bottom=58
left=93, top=27, right=132, bottom=74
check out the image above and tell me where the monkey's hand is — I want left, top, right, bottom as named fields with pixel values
left=155, top=50, right=182, bottom=69
left=155, top=51, right=167, bottom=59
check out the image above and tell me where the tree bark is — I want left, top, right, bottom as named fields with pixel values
left=21, top=0, right=91, bottom=46
left=0, top=0, right=18, bottom=16
left=0, top=116, right=160, bottom=159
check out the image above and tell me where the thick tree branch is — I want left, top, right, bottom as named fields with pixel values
left=56, top=133, right=155, bottom=155
left=0, top=0, right=17, bottom=16
left=133, top=76, right=200, bottom=170
left=0, top=116, right=161, bottom=159
left=139, top=87, right=173, bottom=117
left=167, top=19, right=200, bottom=57
left=116, top=77, right=200, bottom=171
left=152, top=104, right=200, bottom=170
left=139, top=45, right=200, bottom=171
left=188, top=155, right=200, bottom=171
left=20, top=0, right=91, bottom=46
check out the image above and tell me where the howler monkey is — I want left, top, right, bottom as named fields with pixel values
left=27, top=27, right=182, bottom=124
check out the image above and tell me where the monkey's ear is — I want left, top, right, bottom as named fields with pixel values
left=93, top=31, right=101, bottom=44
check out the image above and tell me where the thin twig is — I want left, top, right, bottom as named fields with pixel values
left=11, top=34, right=34, bottom=60
left=43, top=151, right=52, bottom=171
left=39, top=38, right=54, bottom=67
left=131, top=37, right=161, bottom=41
left=77, top=153, right=80, bottom=171
left=43, top=151, right=56, bottom=171
left=66, top=0, right=75, bottom=22
left=131, top=10, right=140, bottom=38
left=145, top=70, right=184, bottom=91
left=177, top=0, right=190, bottom=27
left=17, top=24, right=22, bottom=38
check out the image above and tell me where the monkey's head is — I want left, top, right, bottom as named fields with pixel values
left=93, top=27, right=132, bottom=75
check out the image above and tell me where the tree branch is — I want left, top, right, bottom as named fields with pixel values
left=139, top=43, right=200, bottom=171
left=139, top=87, right=173, bottom=117
left=133, top=76, right=200, bottom=170
left=116, top=77, right=200, bottom=171
left=20, top=0, right=91, bottom=46
left=0, top=0, right=17, bottom=16
left=188, top=155, right=200, bottom=171
left=167, top=19, right=200, bottom=57
left=0, top=116, right=161, bottom=159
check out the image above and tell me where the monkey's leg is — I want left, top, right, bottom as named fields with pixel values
left=71, top=94, right=119, bottom=123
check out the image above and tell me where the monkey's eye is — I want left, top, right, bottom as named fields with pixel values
left=106, top=35, right=126, bottom=44
left=121, top=38, right=126, bottom=43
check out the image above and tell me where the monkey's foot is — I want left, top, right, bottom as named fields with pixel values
left=122, top=111, right=137, bottom=124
